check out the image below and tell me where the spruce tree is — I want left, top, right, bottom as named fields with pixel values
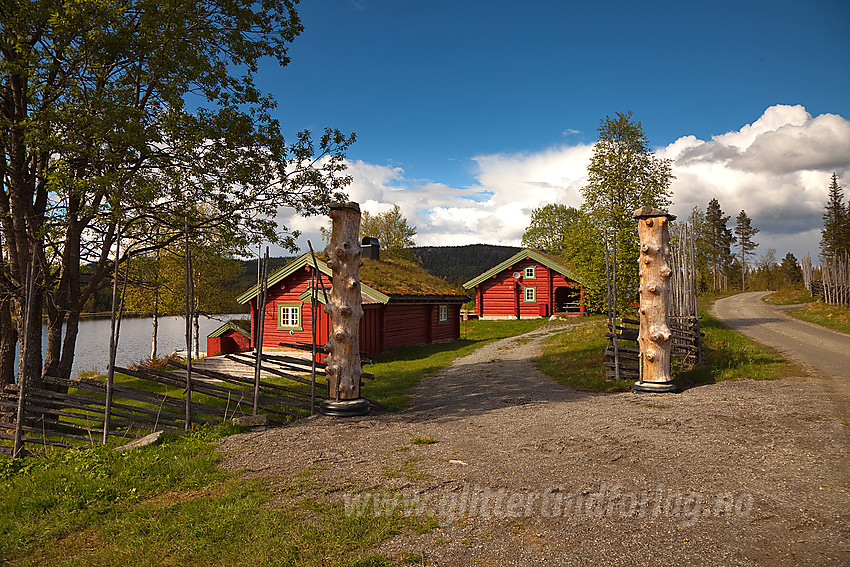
left=704, top=199, right=735, bottom=292
left=735, top=210, right=759, bottom=291
left=820, top=173, right=847, bottom=260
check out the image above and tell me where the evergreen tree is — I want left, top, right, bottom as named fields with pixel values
left=704, top=199, right=735, bottom=292
left=581, top=111, right=673, bottom=313
left=821, top=173, right=848, bottom=260
left=780, top=252, right=803, bottom=288
left=734, top=210, right=759, bottom=291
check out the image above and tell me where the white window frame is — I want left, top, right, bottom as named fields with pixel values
left=524, top=266, right=536, bottom=279
left=524, top=287, right=537, bottom=303
left=438, top=304, right=449, bottom=323
left=277, top=303, right=302, bottom=330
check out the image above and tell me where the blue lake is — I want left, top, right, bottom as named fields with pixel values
left=18, top=314, right=246, bottom=378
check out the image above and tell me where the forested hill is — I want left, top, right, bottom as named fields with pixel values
left=413, top=244, right=521, bottom=286
left=220, top=244, right=520, bottom=311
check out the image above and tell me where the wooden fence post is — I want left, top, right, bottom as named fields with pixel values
left=319, top=202, right=369, bottom=417
left=633, top=206, right=677, bottom=393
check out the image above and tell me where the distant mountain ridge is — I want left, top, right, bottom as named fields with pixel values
left=413, top=244, right=522, bottom=287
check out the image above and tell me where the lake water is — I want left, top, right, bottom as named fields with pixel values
left=18, top=314, right=247, bottom=379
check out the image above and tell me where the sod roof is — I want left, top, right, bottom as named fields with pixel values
left=236, top=253, right=466, bottom=305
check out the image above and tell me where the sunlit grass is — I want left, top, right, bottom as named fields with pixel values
left=0, top=424, right=436, bottom=566
left=783, top=300, right=850, bottom=335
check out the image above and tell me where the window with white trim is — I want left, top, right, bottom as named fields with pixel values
left=438, top=304, right=448, bottom=323
left=524, top=266, right=536, bottom=279
left=277, top=304, right=301, bottom=330
left=524, top=287, right=537, bottom=303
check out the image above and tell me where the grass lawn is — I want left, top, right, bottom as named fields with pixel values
left=535, top=300, right=801, bottom=392
left=0, top=318, right=549, bottom=566
left=0, top=425, right=435, bottom=566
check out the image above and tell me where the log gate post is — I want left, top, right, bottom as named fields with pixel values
left=633, top=206, right=678, bottom=393
left=319, top=202, right=370, bottom=417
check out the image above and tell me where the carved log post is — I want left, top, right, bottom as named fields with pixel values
left=633, top=206, right=678, bottom=393
left=319, top=201, right=370, bottom=417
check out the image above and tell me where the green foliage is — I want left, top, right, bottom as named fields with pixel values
left=734, top=210, right=759, bottom=290
left=521, top=204, right=582, bottom=255
left=1, top=0, right=354, bottom=383
left=360, top=205, right=417, bottom=260
left=821, top=172, right=850, bottom=260
left=704, top=198, right=736, bottom=292
left=581, top=111, right=674, bottom=314
left=413, top=244, right=520, bottom=286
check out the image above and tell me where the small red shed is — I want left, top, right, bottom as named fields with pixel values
left=463, top=249, right=587, bottom=319
left=234, top=253, right=467, bottom=357
left=206, top=320, right=252, bottom=356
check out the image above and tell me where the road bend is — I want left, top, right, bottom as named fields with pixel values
left=712, top=291, right=850, bottom=406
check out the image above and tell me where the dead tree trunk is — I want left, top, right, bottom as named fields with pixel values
left=633, top=206, right=677, bottom=393
left=319, top=202, right=369, bottom=417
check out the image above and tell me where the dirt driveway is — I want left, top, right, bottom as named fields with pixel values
left=221, top=321, right=849, bottom=566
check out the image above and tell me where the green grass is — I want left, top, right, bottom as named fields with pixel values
left=762, top=287, right=819, bottom=305
left=362, top=318, right=549, bottom=410
left=535, top=320, right=632, bottom=392
left=782, top=300, right=850, bottom=335
left=535, top=303, right=801, bottom=392
left=0, top=424, right=436, bottom=566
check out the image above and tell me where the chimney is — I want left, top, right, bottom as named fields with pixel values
left=361, top=236, right=380, bottom=260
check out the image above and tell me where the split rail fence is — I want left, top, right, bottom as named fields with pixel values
left=0, top=351, right=334, bottom=457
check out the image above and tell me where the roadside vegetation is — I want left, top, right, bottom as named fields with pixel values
left=762, top=288, right=850, bottom=335
left=0, top=318, right=547, bottom=566
left=535, top=298, right=802, bottom=393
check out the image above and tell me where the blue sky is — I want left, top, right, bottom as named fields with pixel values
left=257, top=0, right=850, bottom=261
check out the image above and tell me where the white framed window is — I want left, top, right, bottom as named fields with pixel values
left=524, top=287, right=537, bottom=303
left=438, top=305, right=448, bottom=323
left=277, top=303, right=302, bottom=330
left=524, top=266, right=536, bottom=279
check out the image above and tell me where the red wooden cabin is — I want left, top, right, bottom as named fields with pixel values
left=463, top=249, right=587, bottom=319
left=234, top=253, right=467, bottom=358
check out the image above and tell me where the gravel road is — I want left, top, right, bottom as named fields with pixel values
left=221, top=319, right=849, bottom=566
left=713, top=292, right=850, bottom=406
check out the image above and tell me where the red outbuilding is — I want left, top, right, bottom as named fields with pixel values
left=206, top=320, right=252, bottom=356
left=463, top=248, right=587, bottom=319
left=234, top=252, right=467, bottom=358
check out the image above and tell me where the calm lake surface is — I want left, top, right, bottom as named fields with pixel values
left=21, top=314, right=246, bottom=379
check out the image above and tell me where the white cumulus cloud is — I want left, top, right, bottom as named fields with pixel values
left=280, top=105, right=849, bottom=262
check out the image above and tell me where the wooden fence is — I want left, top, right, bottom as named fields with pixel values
left=604, top=220, right=703, bottom=382
left=0, top=352, right=339, bottom=457
left=802, top=253, right=849, bottom=307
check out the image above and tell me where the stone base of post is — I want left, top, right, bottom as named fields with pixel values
left=319, top=398, right=370, bottom=417
left=632, top=380, right=678, bottom=394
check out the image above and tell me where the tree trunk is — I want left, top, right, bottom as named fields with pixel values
left=151, top=286, right=159, bottom=360
left=0, top=296, right=16, bottom=388
left=634, top=206, right=676, bottom=392
left=323, top=202, right=364, bottom=401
